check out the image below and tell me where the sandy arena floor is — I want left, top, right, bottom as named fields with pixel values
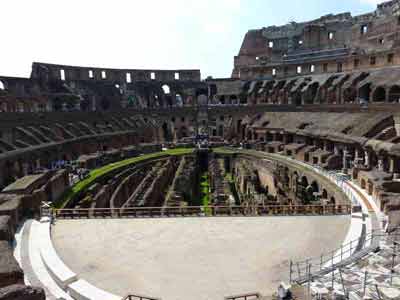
left=52, top=216, right=350, bottom=300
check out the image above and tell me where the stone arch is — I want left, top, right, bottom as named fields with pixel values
left=162, top=122, right=171, bottom=142
left=372, top=86, right=386, bottom=102
left=306, top=82, right=319, bottom=104
left=175, top=94, right=183, bottom=106
left=230, top=95, right=238, bottom=105
left=311, top=180, right=319, bottom=193
left=179, top=126, right=189, bottom=138
left=246, top=130, right=252, bottom=141
left=361, top=178, right=366, bottom=190
left=358, top=83, right=371, bottom=102
left=218, top=124, right=224, bottom=137
left=293, top=92, right=302, bottom=106
left=100, top=97, right=111, bottom=110
left=343, top=87, right=357, bottom=103
left=388, top=85, right=400, bottom=103
left=300, top=175, right=309, bottom=187
left=197, top=94, right=208, bottom=106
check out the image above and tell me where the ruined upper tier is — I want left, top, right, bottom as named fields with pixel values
left=233, top=0, right=400, bottom=79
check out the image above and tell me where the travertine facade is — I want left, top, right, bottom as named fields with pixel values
left=233, top=0, right=400, bottom=80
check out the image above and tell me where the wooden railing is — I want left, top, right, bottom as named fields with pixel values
left=123, top=295, right=161, bottom=300
left=225, top=292, right=262, bottom=300
left=52, top=204, right=351, bottom=219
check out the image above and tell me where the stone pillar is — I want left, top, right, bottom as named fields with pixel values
left=334, top=144, right=340, bottom=155
left=354, top=148, right=360, bottom=161
left=36, top=159, right=41, bottom=170
left=282, top=134, right=288, bottom=144
left=0, top=161, right=4, bottom=189
left=365, top=150, right=370, bottom=168
left=342, top=147, right=349, bottom=174
left=22, top=162, right=29, bottom=176
left=323, top=140, right=329, bottom=151
left=378, top=156, right=384, bottom=172
left=389, top=156, right=396, bottom=174
left=272, top=132, right=278, bottom=141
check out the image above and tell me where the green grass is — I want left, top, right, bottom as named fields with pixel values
left=55, top=148, right=194, bottom=209
left=200, top=173, right=212, bottom=215
left=213, top=147, right=238, bottom=155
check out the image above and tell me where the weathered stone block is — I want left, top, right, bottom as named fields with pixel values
left=0, top=241, right=23, bottom=288
left=0, top=217, right=13, bottom=243
left=0, top=284, right=45, bottom=300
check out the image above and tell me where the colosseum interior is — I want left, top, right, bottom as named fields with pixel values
left=2, top=1, right=400, bottom=300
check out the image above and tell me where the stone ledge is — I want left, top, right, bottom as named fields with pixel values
left=38, top=219, right=77, bottom=290
left=67, top=279, right=122, bottom=300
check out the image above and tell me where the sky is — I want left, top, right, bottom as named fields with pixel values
left=0, top=0, right=384, bottom=79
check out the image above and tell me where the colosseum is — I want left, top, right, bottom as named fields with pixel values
left=1, top=1, right=400, bottom=300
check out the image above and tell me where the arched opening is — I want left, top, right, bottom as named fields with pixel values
left=343, top=87, right=357, bottom=103
left=388, top=85, right=400, bottom=103
left=180, top=126, right=188, bottom=138
left=373, top=86, right=386, bottom=102
left=300, top=176, right=309, bottom=187
left=162, top=122, right=170, bottom=141
left=100, top=97, right=110, bottom=110
left=230, top=95, right=238, bottom=105
left=53, top=98, right=62, bottom=112
left=176, top=94, right=183, bottom=106
left=322, top=189, right=328, bottom=199
left=197, top=94, right=208, bottom=106
left=306, top=83, right=319, bottom=104
left=330, top=197, right=336, bottom=205
left=218, top=125, right=224, bottom=137
left=311, top=181, right=319, bottom=193
left=358, top=83, right=371, bottom=102
left=361, top=179, right=366, bottom=190
left=80, top=99, right=90, bottom=111
left=162, top=84, right=170, bottom=95
left=293, top=92, right=302, bottom=106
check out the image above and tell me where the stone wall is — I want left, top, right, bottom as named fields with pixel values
left=233, top=0, right=400, bottom=80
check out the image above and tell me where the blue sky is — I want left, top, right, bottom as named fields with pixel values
left=0, top=0, right=381, bottom=79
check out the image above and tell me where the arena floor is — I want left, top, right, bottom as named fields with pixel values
left=52, top=216, right=350, bottom=300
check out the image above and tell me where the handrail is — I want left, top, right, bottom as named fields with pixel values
left=52, top=204, right=352, bottom=219
left=123, top=295, right=161, bottom=300
left=224, top=292, right=261, bottom=300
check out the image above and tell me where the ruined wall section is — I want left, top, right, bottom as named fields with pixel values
left=234, top=0, right=400, bottom=79
left=31, top=62, right=201, bottom=83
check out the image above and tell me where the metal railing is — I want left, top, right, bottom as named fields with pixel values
left=300, top=234, right=400, bottom=299
left=224, top=293, right=262, bottom=300
left=52, top=204, right=351, bottom=219
left=123, top=295, right=161, bottom=300
left=290, top=230, right=382, bottom=284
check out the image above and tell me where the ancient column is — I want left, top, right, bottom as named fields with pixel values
left=378, top=156, right=384, bottom=172
left=342, top=147, right=349, bottom=174
left=364, top=150, right=370, bottom=168
left=334, top=144, right=340, bottom=155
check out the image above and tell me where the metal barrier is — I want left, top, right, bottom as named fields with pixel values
left=123, top=295, right=161, bottom=300
left=224, top=292, right=262, bottom=300
left=295, top=231, right=400, bottom=299
left=289, top=230, right=382, bottom=284
left=52, top=204, right=351, bottom=219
